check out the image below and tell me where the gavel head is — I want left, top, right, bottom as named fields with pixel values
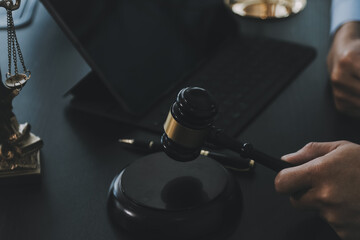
left=161, top=87, right=218, bottom=161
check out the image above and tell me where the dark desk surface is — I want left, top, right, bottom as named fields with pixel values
left=1, top=1, right=359, bottom=239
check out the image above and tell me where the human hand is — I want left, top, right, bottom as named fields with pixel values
left=275, top=141, right=360, bottom=240
left=327, top=22, right=360, bottom=117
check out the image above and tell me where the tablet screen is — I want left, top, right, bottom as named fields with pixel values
left=41, top=0, right=236, bottom=115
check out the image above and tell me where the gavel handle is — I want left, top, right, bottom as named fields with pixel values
left=242, top=145, right=293, bottom=172
left=208, top=128, right=293, bottom=172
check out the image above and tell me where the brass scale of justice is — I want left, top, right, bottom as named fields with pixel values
left=0, top=0, right=43, bottom=181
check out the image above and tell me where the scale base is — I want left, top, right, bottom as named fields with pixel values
left=108, top=153, right=242, bottom=240
left=0, top=130, right=43, bottom=185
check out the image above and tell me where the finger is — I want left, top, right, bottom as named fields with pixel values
left=274, top=162, right=315, bottom=194
left=344, top=50, right=360, bottom=79
left=334, top=98, right=360, bottom=118
left=333, top=87, right=360, bottom=106
left=336, top=45, right=360, bottom=71
left=281, top=142, right=342, bottom=165
left=332, top=78, right=360, bottom=100
left=332, top=77, right=360, bottom=117
left=331, top=58, right=360, bottom=95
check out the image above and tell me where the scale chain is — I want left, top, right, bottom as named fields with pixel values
left=5, top=5, right=30, bottom=89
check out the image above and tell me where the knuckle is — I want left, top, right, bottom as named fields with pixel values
left=337, top=140, right=350, bottom=146
left=338, top=52, right=354, bottom=68
left=304, top=142, right=314, bottom=149
left=318, top=188, right=331, bottom=203
left=316, top=186, right=338, bottom=206
left=330, top=69, right=343, bottom=84
left=304, top=142, right=318, bottom=151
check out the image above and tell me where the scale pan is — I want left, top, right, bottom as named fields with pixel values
left=5, top=73, right=29, bottom=89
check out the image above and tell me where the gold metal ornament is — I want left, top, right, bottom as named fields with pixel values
left=0, top=0, right=20, bottom=11
left=224, top=0, right=307, bottom=19
left=5, top=72, right=30, bottom=89
left=163, top=111, right=208, bottom=149
left=0, top=0, right=43, bottom=182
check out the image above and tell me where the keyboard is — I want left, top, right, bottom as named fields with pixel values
left=70, top=36, right=316, bottom=137
left=185, top=37, right=316, bottom=135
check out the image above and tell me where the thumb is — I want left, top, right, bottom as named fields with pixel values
left=281, top=141, right=344, bottom=165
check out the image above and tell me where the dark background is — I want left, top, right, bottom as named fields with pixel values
left=0, top=1, right=358, bottom=239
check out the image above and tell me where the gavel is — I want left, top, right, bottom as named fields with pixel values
left=108, top=86, right=291, bottom=239
left=161, top=87, right=293, bottom=172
